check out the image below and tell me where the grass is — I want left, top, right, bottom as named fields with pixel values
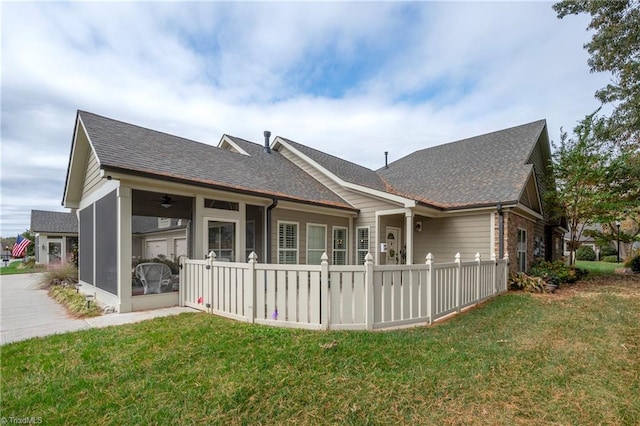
left=575, top=260, right=622, bottom=274
left=1, top=275, right=639, bottom=425
left=0, top=260, right=45, bottom=275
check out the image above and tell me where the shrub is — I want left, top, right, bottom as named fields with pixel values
left=37, top=263, right=78, bottom=289
left=602, top=255, right=619, bottom=263
left=627, top=255, right=640, bottom=272
left=50, top=286, right=101, bottom=317
left=576, top=245, right=596, bottom=261
left=529, top=260, right=583, bottom=286
left=509, top=273, right=547, bottom=293
left=599, top=245, right=617, bottom=257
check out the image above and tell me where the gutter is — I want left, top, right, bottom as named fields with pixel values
left=266, top=199, right=278, bottom=263
left=497, top=203, right=504, bottom=259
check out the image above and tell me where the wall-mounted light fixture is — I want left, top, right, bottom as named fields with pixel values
left=415, top=221, right=422, bottom=232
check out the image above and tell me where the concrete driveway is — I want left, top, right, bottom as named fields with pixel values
left=1, top=273, right=194, bottom=345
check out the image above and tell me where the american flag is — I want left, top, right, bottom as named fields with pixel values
left=12, top=235, right=31, bottom=258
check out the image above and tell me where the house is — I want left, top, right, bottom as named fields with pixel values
left=131, top=216, right=188, bottom=262
left=63, top=110, right=564, bottom=312
left=30, top=210, right=78, bottom=264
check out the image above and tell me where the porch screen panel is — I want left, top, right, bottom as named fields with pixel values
left=95, top=190, right=118, bottom=295
left=79, top=205, right=94, bottom=285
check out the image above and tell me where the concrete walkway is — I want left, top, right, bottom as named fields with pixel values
left=1, top=273, right=195, bottom=345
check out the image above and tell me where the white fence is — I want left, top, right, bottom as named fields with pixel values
left=180, top=251, right=509, bottom=331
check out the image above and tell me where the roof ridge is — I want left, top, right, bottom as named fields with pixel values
left=78, top=110, right=215, bottom=149
left=405, top=119, right=547, bottom=158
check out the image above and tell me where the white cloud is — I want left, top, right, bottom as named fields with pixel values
left=0, top=1, right=610, bottom=236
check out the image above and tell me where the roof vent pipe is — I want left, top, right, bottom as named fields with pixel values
left=384, top=151, right=388, bottom=169
left=263, top=130, right=272, bottom=154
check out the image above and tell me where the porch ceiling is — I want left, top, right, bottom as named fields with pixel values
left=132, top=190, right=192, bottom=219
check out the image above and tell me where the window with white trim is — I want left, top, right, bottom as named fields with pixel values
left=278, top=222, right=298, bottom=264
left=517, top=228, right=527, bottom=272
left=332, top=227, right=347, bottom=265
left=356, top=226, right=369, bottom=265
left=307, top=224, right=326, bottom=265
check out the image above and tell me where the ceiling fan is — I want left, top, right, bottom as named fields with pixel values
left=160, top=194, right=173, bottom=209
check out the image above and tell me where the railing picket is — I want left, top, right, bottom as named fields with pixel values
left=179, top=251, right=508, bottom=330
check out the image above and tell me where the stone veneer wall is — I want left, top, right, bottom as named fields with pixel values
left=504, top=211, right=535, bottom=274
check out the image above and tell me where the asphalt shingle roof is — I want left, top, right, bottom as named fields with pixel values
left=377, top=120, right=547, bottom=208
left=78, top=111, right=354, bottom=210
left=31, top=210, right=78, bottom=233
left=77, top=111, right=547, bottom=212
left=278, top=138, right=387, bottom=191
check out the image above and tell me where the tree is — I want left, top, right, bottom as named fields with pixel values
left=546, top=112, right=614, bottom=265
left=553, top=0, right=640, bottom=147
left=20, top=229, right=35, bottom=258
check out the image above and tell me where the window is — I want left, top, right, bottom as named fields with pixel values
left=208, top=221, right=236, bottom=261
left=278, top=222, right=298, bottom=264
left=333, top=227, right=348, bottom=265
left=356, top=226, right=369, bottom=265
left=307, top=224, right=326, bottom=265
left=517, top=228, right=527, bottom=272
left=204, top=198, right=239, bottom=211
left=245, top=220, right=255, bottom=261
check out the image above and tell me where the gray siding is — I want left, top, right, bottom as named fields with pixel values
left=413, top=213, right=492, bottom=262
left=278, top=146, right=401, bottom=261
left=270, top=208, right=349, bottom=264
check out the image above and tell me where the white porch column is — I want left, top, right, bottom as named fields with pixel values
left=405, top=211, right=414, bottom=264
left=194, top=195, right=205, bottom=260
left=117, top=186, right=132, bottom=313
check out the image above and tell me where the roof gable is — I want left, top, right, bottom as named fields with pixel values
left=275, top=137, right=387, bottom=191
left=377, top=120, right=548, bottom=208
left=72, top=111, right=354, bottom=210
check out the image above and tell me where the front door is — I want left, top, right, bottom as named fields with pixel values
left=386, top=226, right=402, bottom=264
left=48, top=241, right=62, bottom=264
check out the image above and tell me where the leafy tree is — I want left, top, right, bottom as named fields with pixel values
left=20, top=229, right=36, bottom=258
left=553, top=0, right=640, bottom=147
left=546, top=112, right=614, bottom=265
left=585, top=214, right=640, bottom=260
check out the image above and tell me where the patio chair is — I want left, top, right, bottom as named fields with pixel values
left=134, top=263, right=173, bottom=294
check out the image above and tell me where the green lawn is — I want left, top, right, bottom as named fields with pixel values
left=0, top=260, right=44, bottom=275
left=2, top=275, right=639, bottom=425
left=576, top=260, right=622, bottom=274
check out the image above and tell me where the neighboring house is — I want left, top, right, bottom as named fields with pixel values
left=132, top=216, right=188, bottom=262
left=30, top=210, right=78, bottom=264
left=564, top=223, right=600, bottom=259
left=62, top=111, right=564, bottom=312
left=31, top=209, right=187, bottom=265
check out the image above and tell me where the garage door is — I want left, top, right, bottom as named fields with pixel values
left=174, top=238, right=187, bottom=259
left=146, top=239, right=167, bottom=259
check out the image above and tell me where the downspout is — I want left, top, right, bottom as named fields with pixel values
left=497, top=203, right=504, bottom=259
left=266, top=198, right=278, bottom=263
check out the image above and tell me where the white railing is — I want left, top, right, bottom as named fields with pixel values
left=179, top=251, right=509, bottom=331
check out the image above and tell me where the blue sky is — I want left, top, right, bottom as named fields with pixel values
left=0, top=1, right=609, bottom=237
